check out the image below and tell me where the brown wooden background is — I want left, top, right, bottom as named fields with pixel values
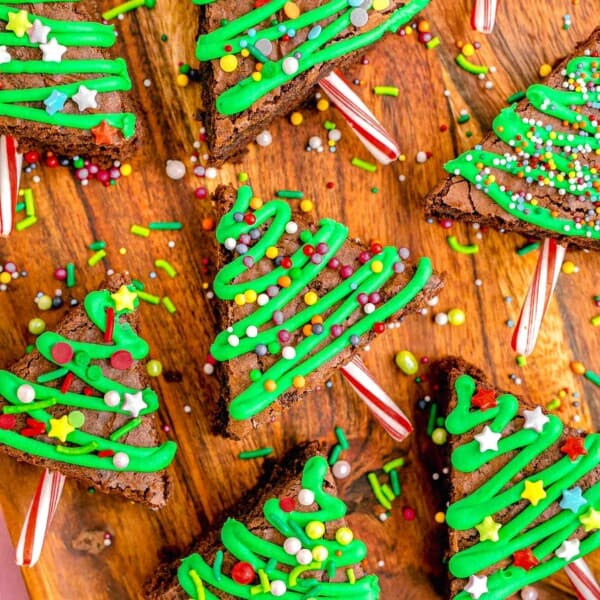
left=0, top=1, right=599, bottom=598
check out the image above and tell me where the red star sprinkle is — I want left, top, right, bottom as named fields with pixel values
left=561, top=436, right=587, bottom=461
left=91, top=120, right=118, bottom=145
left=513, top=548, right=539, bottom=571
left=471, top=388, right=497, bottom=411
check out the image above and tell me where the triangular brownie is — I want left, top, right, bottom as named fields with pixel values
left=193, top=0, right=430, bottom=165
left=0, top=1, right=139, bottom=162
left=0, top=274, right=176, bottom=509
left=145, top=442, right=380, bottom=599
left=425, top=27, right=600, bottom=250
left=208, top=184, right=443, bottom=438
left=432, top=357, right=600, bottom=599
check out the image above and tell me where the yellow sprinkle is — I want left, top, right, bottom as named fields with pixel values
left=252, top=72, right=262, bottom=82
left=290, top=111, right=303, bottom=126
left=234, top=294, right=246, bottom=306
left=220, top=54, right=238, bottom=73
left=120, top=164, right=132, bottom=176
left=264, top=379, right=277, bottom=392
left=462, top=43, right=475, bottom=57
left=283, top=1, right=300, bottom=19
left=250, top=197, right=263, bottom=210
left=371, top=260, right=383, bottom=273
left=241, top=48, right=250, bottom=58
left=266, top=246, right=279, bottom=259
left=316, top=98, right=330, bottom=111
left=562, top=260, right=577, bottom=275
left=434, top=512, right=446, bottom=523
left=244, top=289, right=257, bottom=303
left=293, top=375, right=305, bottom=389
left=304, top=291, right=318, bottom=306
left=0, top=272, right=11, bottom=284
left=300, top=199, right=313, bottom=212
left=176, top=73, right=189, bottom=87
left=539, top=63, right=552, bottom=77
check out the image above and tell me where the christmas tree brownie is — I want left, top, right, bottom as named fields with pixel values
left=0, top=0, right=139, bottom=162
left=431, top=357, right=600, bottom=599
left=207, top=184, right=443, bottom=438
left=425, top=27, right=600, bottom=250
left=193, top=0, right=430, bottom=165
left=0, top=274, right=176, bottom=510
left=145, top=442, right=380, bottom=599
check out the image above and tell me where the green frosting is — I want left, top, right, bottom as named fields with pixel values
left=178, top=455, right=380, bottom=599
left=445, top=56, right=600, bottom=241
left=446, top=374, right=600, bottom=599
left=195, top=0, right=430, bottom=115
left=0, top=1, right=135, bottom=138
left=0, top=285, right=176, bottom=472
left=209, top=185, right=435, bottom=421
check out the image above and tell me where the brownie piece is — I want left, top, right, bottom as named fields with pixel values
left=0, top=2, right=140, bottom=163
left=430, top=357, right=600, bottom=599
left=195, top=0, right=429, bottom=165
left=425, top=27, right=600, bottom=251
left=144, top=442, right=380, bottom=599
left=0, top=273, right=176, bottom=509
left=209, top=184, right=444, bottom=438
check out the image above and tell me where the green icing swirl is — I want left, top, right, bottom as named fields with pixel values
left=0, top=1, right=135, bottom=138
left=446, top=374, right=600, bottom=599
left=177, top=455, right=380, bottom=599
left=195, top=0, right=430, bottom=115
left=445, top=56, right=600, bottom=241
left=0, top=286, right=176, bottom=472
left=210, top=185, right=434, bottom=421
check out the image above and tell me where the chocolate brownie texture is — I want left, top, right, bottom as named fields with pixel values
left=144, top=442, right=368, bottom=599
left=429, top=357, right=600, bottom=599
left=197, top=1, right=407, bottom=166
left=211, top=185, right=444, bottom=439
left=0, top=273, right=171, bottom=510
left=425, top=27, right=600, bottom=251
left=1, top=2, right=140, bottom=164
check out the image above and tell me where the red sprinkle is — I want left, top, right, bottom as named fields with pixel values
left=104, top=307, right=115, bottom=343
left=110, top=350, right=133, bottom=370
left=60, top=372, right=74, bottom=395
left=279, top=497, right=295, bottom=512
left=0, top=414, right=16, bottom=430
left=231, top=561, right=255, bottom=584
left=402, top=506, right=416, bottom=520
left=51, top=342, right=74, bottom=365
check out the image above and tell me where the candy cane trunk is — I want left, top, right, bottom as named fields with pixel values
left=318, top=69, right=400, bottom=165
left=471, top=0, right=499, bottom=34
left=16, top=469, right=66, bottom=567
left=0, top=135, right=23, bottom=237
left=564, top=558, right=600, bottom=600
left=341, top=356, right=413, bottom=441
left=511, top=238, right=567, bottom=356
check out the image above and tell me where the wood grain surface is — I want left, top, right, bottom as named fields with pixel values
left=0, top=1, right=599, bottom=599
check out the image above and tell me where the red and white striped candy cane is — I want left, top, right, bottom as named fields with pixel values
left=471, top=0, right=499, bottom=34
left=340, top=356, right=413, bottom=441
left=565, top=558, right=600, bottom=600
left=0, top=135, right=23, bottom=237
left=16, top=469, right=65, bottom=567
left=318, top=69, right=400, bottom=165
left=511, top=238, right=567, bottom=356
left=0, top=506, right=28, bottom=599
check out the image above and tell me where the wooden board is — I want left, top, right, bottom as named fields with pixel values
left=0, top=0, right=599, bottom=598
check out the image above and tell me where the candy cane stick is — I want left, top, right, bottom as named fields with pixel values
left=564, top=558, right=600, bottom=600
left=340, top=356, right=413, bottom=441
left=511, top=238, right=567, bottom=356
left=16, top=469, right=65, bottom=567
left=318, top=69, right=400, bottom=165
left=470, top=0, right=499, bottom=34
left=0, top=135, right=23, bottom=236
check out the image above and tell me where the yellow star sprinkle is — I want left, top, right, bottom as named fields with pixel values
left=111, top=285, right=137, bottom=312
left=475, top=516, right=502, bottom=542
left=579, top=508, right=600, bottom=532
left=7, top=10, right=32, bottom=37
left=47, top=415, right=75, bottom=443
left=521, top=480, right=547, bottom=507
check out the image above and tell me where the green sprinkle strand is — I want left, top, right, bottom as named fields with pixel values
left=447, top=235, right=479, bottom=254
left=351, top=157, right=377, bottom=173
left=66, top=262, right=76, bottom=288
left=517, top=241, right=541, bottom=256
left=162, top=296, right=177, bottom=314
left=368, top=472, right=392, bottom=510
left=382, top=457, right=405, bottom=473
left=148, top=222, right=183, bottom=230
left=137, top=291, right=160, bottom=305
left=584, top=370, right=600, bottom=387
left=37, top=368, right=69, bottom=383
left=390, top=469, right=401, bottom=496
left=155, top=259, right=177, bottom=278
left=3, top=397, right=57, bottom=414
left=373, top=86, right=398, bottom=97
left=109, top=417, right=142, bottom=441
left=88, top=249, right=107, bottom=267
left=334, top=426, right=349, bottom=450
left=328, top=444, right=342, bottom=466
left=276, top=190, right=304, bottom=199
left=506, top=90, right=526, bottom=104
left=88, top=240, right=106, bottom=251
left=239, top=447, right=273, bottom=460
left=212, top=550, right=223, bottom=581
left=56, top=442, right=98, bottom=455
left=130, top=224, right=150, bottom=237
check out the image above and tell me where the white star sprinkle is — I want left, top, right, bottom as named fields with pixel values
left=474, top=425, right=501, bottom=452
left=555, top=538, right=580, bottom=561
left=122, top=391, right=147, bottom=418
left=464, top=574, right=488, bottom=599
left=0, top=46, right=10, bottom=64
left=39, top=37, right=67, bottom=62
left=72, top=85, right=98, bottom=112
left=28, top=19, right=51, bottom=44
left=522, top=406, right=549, bottom=433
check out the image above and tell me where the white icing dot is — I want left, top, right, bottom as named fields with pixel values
left=255, top=130, right=272, bottom=147
left=112, top=452, right=130, bottom=469
left=165, top=160, right=186, bottom=180
left=270, top=580, right=287, bottom=596
left=224, top=238, right=237, bottom=251
left=283, top=537, right=302, bottom=555
left=257, top=293, right=269, bottom=306
left=332, top=460, right=351, bottom=479
left=282, top=56, right=299, bottom=75
left=103, top=390, right=120, bottom=407
left=298, top=488, right=315, bottom=506
left=17, top=384, right=35, bottom=404
left=205, top=167, right=218, bottom=180
left=282, top=346, right=296, bottom=360
left=246, top=325, right=258, bottom=338
left=227, top=334, right=240, bottom=347
left=435, top=312, right=449, bottom=326
left=285, top=221, right=298, bottom=234
left=203, top=363, right=214, bottom=375
left=295, top=549, right=313, bottom=565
